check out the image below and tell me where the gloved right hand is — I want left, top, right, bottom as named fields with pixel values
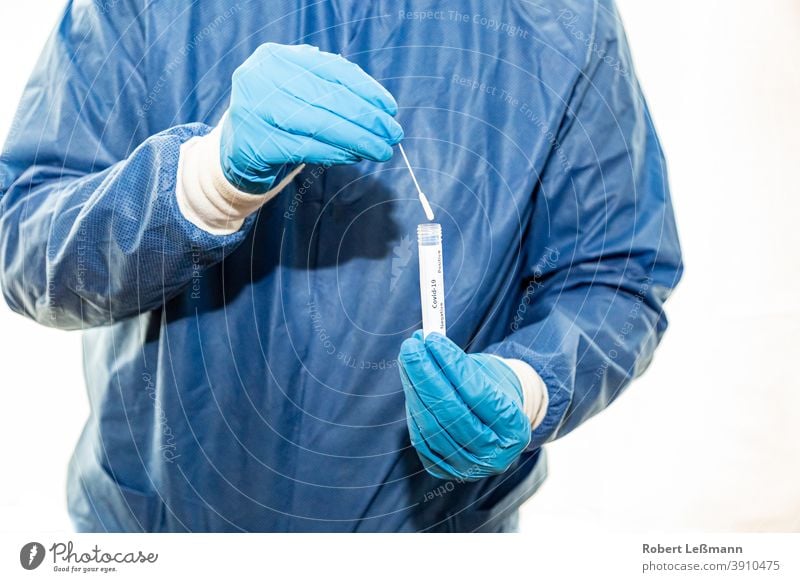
left=220, top=43, right=404, bottom=193
left=399, top=332, right=534, bottom=481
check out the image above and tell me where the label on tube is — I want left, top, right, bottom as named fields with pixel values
left=419, top=243, right=446, bottom=338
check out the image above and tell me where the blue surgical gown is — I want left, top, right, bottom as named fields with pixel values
left=0, top=0, right=682, bottom=532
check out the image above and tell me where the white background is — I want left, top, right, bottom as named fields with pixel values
left=1, top=1, right=798, bottom=534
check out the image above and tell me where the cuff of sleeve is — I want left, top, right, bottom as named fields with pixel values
left=492, top=356, right=549, bottom=430
left=175, top=123, right=305, bottom=235
left=484, top=340, right=573, bottom=450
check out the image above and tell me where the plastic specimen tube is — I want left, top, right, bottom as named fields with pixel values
left=417, top=223, right=446, bottom=338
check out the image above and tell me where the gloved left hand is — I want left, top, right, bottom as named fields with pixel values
left=398, top=332, right=532, bottom=481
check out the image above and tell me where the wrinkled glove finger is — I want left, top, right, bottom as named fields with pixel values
left=264, top=43, right=398, bottom=114
left=400, top=341, right=471, bottom=472
left=259, top=59, right=403, bottom=142
left=224, top=120, right=363, bottom=170
left=404, top=403, right=462, bottom=481
left=263, top=90, right=395, bottom=161
left=425, top=333, right=530, bottom=444
left=399, top=336, right=500, bottom=454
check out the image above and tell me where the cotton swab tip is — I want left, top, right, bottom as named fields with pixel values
left=418, top=192, right=435, bottom=221
left=398, top=143, right=435, bottom=221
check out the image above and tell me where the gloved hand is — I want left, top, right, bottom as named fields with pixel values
left=221, top=43, right=404, bottom=193
left=398, top=332, right=532, bottom=481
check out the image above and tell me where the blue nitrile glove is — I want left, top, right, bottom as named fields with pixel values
left=398, top=332, right=532, bottom=481
left=221, top=43, right=404, bottom=193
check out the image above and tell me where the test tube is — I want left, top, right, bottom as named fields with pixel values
left=417, top=223, right=446, bottom=338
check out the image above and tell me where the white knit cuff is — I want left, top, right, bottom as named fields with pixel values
left=491, top=356, right=549, bottom=430
left=175, top=124, right=304, bottom=235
